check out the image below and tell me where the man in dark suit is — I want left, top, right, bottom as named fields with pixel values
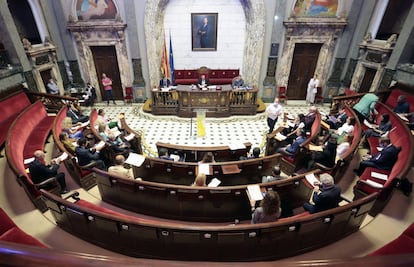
left=303, top=173, right=341, bottom=213
left=198, top=74, right=209, bottom=87
left=29, top=150, right=68, bottom=194
left=75, top=138, right=106, bottom=170
left=66, top=104, right=89, bottom=124
left=159, top=75, right=171, bottom=88
left=354, top=136, right=400, bottom=176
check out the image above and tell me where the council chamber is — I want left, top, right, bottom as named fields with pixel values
left=1, top=0, right=414, bottom=266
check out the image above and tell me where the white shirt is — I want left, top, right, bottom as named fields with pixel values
left=266, top=103, right=282, bottom=120
left=308, top=78, right=319, bottom=90
left=337, top=123, right=354, bottom=135
left=336, top=141, right=350, bottom=160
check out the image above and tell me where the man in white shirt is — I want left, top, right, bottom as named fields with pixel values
left=266, top=97, right=283, bottom=133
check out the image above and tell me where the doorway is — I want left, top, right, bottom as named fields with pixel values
left=359, top=67, right=376, bottom=93
left=287, top=43, right=322, bottom=100
left=90, top=46, right=123, bottom=100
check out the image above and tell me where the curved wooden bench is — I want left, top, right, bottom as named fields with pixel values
left=280, top=111, right=322, bottom=175
left=41, top=189, right=378, bottom=261
left=94, top=168, right=314, bottom=222
left=5, top=100, right=59, bottom=211
left=316, top=105, right=362, bottom=181
left=155, top=141, right=252, bottom=162
left=354, top=102, right=414, bottom=215
left=133, top=153, right=281, bottom=186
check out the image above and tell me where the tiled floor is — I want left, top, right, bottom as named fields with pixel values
left=86, top=100, right=330, bottom=157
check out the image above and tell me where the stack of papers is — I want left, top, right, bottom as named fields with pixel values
left=397, top=113, right=409, bottom=122
left=125, top=152, right=146, bottom=167
left=24, top=157, right=35, bottom=165
left=56, top=152, right=68, bottom=162
left=308, top=144, right=323, bottom=152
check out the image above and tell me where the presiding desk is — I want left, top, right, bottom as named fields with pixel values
left=151, top=85, right=257, bottom=117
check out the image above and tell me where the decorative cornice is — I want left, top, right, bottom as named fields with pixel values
left=67, top=21, right=126, bottom=32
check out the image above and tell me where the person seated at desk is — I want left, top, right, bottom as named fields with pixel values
left=159, top=75, right=171, bottom=88
left=67, top=103, right=89, bottom=124
left=62, top=117, right=84, bottom=140
left=108, top=155, right=141, bottom=180
left=199, top=152, right=215, bottom=163
left=29, top=150, right=68, bottom=194
left=393, top=95, right=410, bottom=114
left=303, top=173, right=341, bottom=214
left=240, top=147, right=260, bottom=160
left=304, top=106, right=318, bottom=132
left=98, top=109, right=119, bottom=129
left=277, top=130, right=306, bottom=157
left=308, top=135, right=338, bottom=170
left=198, top=74, right=209, bottom=88
left=353, top=136, right=400, bottom=176
left=364, top=113, right=392, bottom=139
left=75, top=137, right=106, bottom=170
left=59, top=132, right=77, bottom=155
left=326, top=106, right=348, bottom=129
left=336, top=134, right=353, bottom=161
left=262, top=166, right=287, bottom=183
left=159, top=148, right=174, bottom=161
left=251, top=190, right=281, bottom=224
left=232, top=75, right=244, bottom=88
left=191, top=173, right=207, bottom=187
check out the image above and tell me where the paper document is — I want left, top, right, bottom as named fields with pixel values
left=111, top=129, right=122, bottom=138
left=305, top=173, right=319, bottom=186
left=24, top=157, right=35, bottom=165
left=56, top=152, right=68, bottom=162
left=274, top=132, right=287, bottom=141
left=286, top=114, right=295, bottom=120
left=247, top=184, right=264, bottom=201
left=397, top=113, right=409, bottom=122
left=308, top=144, right=323, bottom=152
left=170, top=154, right=180, bottom=162
left=124, top=133, right=135, bottom=141
left=208, top=178, right=221, bottom=187
left=228, top=143, right=246, bottom=150
left=371, top=171, right=388, bottom=181
left=125, top=152, right=146, bottom=167
left=287, top=121, right=295, bottom=127
left=363, top=120, right=374, bottom=128
left=198, top=163, right=211, bottom=175
left=94, top=141, right=105, bottom=150
left=366, top=179, right=384, bottom=188
left=321, top=120, right=330, bottom=130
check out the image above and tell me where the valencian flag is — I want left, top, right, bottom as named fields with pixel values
left=161, top=33, right=170, bottom=79
left=169, top=32, right=175, bottom=85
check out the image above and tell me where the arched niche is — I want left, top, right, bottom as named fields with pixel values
left=144, top=0, right=265, bottom=91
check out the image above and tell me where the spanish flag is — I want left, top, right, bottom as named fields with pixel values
left=161, top=34, right=170, bottom=78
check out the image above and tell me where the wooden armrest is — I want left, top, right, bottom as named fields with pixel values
left=34, top=177, right=58, bottom=188
left=79, top=161, right=97, bottom=170
left=314, top=162, right=334, bottom=171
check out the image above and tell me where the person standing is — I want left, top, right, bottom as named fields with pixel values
left=306, top=74, right=319, bottom=105
left=101, top=73, right=116, bottom=105
left=84, top=82, right=97, bottom=107
left=266, top=97, right=283, bottom=133
left=159, top=75, right=171, bottom=88
left=197, top=17, right=210, bottom=48
left=352, top=93, right=379, bottom=123
left=46, top=79, right=60, bottom=95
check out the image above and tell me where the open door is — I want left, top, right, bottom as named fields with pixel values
left=91, top=46, right=123, bottom=100
left=287, top=43, right=321, bottom=100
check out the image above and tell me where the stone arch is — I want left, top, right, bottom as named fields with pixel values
left=144, top=0, right=265, bottom=89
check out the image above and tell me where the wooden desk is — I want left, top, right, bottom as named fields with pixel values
left=151, top=85, right=257, bottom=117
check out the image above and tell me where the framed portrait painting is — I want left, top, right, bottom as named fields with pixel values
left=191, top=13, right=218, bottom=51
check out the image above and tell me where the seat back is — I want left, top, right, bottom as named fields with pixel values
left=278, top=86, right=287, bottom=103
left=315, top=87, right=324, bottom=104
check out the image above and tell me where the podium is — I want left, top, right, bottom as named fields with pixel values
left=195, top=109, right=206, bottom=137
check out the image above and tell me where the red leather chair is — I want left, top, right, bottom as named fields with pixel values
left=278, top=86, right=287, bottom=104
left=315, top=86, right=324, bottom=105
left=124, top=87, right=133, bottom=104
